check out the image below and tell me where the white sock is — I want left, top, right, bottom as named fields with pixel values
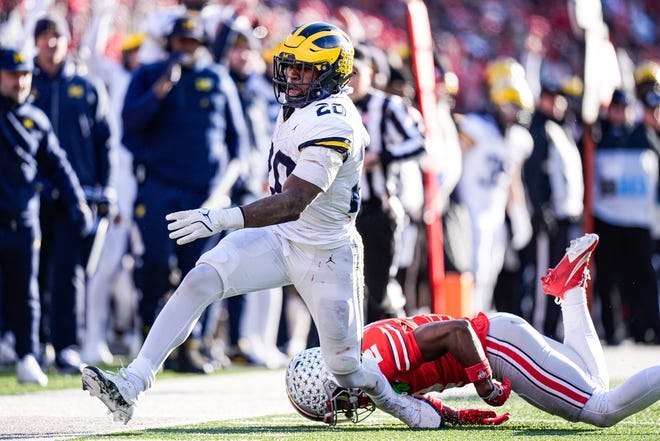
left=561, top=286, right=609, bottom=389
left=127, top=265, right=223, bottom=392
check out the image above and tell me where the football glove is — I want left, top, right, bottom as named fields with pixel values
left=422, top=395, right=509, bottom=426
left=481, top=377, right=511, bottom=407
left=448, top=408, right=510, bottom=426
left=166, top=207, right=244, bottom=245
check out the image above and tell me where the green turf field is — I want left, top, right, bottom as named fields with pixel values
left=64, top=386, right=659, bottom=441
left=2, top=365, right=658, bottom=440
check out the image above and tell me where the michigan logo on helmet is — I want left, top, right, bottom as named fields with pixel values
left=285, top=347, right=375, bottom=425
left=273, top=22, right=354, bottom=107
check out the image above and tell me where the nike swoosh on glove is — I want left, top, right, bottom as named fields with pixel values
left=482, top=377, right=511, bottom=407
left=166, top=207, right=244, bottom=245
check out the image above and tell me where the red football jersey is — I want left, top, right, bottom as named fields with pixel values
left=362, top=313, right=490, bottom=394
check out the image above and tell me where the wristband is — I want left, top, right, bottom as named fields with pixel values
left=225, top=206, right=245, bottom=229
left=483, top=385, right=501, bottom=402
left=465, top=359, right=492, bottom=383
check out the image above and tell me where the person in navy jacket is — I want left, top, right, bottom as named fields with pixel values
left=30, top=15, right=114, bottom=374
left=122, top=14, right=248, bottom=372
left=0, top=47, right=92, bottom=386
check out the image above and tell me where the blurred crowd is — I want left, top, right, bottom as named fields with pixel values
left=0, top=0, right=658, bottom=387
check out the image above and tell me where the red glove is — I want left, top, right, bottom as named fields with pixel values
left=423, top=395, right=510, bottom=427
left=481, top=377, right=511, bottom=407
left=456, top=408, right=510, bottom=425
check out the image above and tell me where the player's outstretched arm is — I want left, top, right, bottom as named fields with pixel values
left=166, top=174, right=323, bottom=245
left=240, top=174, right=322, bottom=227
left=414, top=320, right=511, bottom=406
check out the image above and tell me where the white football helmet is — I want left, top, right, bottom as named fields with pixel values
left=285, top=347, right=375, bottom=425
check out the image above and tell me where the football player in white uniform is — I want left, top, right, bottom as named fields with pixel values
left=455, top=59, right=534, bottom=314
left=81, top=21, right=444, bottom=428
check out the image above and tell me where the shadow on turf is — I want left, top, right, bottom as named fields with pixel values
left=118, top=425, right=392, bottom=436
left=100, top=425, right=602, bottom=438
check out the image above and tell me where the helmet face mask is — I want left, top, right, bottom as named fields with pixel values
left=273, top=22, right=354, bottom=107
left=285, top=347, right=375, bottom=425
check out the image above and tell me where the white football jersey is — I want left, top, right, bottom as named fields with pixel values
left=456, top=114, right=531, bottom=222
left=269, top=92, right=368, bottom=247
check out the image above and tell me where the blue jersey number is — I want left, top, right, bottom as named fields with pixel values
left=316, top=103, right=346, bottom=117
left=269, top=147, right=296, bottom=194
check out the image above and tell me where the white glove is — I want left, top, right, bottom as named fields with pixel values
left=166, top=207, right=244, bottom=245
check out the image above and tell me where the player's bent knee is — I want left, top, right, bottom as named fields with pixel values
left=179, top=263, right=223, bottom=303
left=579, top=391, right=619, bottom=427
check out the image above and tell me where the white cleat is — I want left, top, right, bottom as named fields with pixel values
left=82, top=365, right=137, bottom=424
left=380, top=392, right=443, bottom=428
left=16, top=354, right=48, bottom=387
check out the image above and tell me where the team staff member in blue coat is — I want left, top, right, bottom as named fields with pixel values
left=30, top=15, right=114, bottom=373
left=121, top=15, right=248, bottom=371
left=0, top=48, right=92, bottom=385
left=600, top=61, right=659, bottom=345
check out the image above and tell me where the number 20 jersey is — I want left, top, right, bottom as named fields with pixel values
left=268, top=92, right=369, bottom=247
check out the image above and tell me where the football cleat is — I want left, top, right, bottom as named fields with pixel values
left=379, top=392, right=443, bottom=429
left=541, top=233, right=599, bottom=302
left=82, top=365, right=138, bottom=424
left=16, top=354, right=48, bottom=387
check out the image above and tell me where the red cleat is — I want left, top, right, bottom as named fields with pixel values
left=541, top=233, right=599, bottom=302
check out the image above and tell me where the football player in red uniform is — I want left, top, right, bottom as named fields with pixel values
left=287, top=233, right=660, bottom=427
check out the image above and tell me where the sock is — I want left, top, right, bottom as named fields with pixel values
left=561, top=286, right=609, bottom=389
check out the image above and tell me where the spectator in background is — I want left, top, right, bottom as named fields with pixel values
left=218, top=22, right=288, bottom=368
left=523, top=76, right=583, bottom=340
left=0, top=47, right=92, bottom=385
left=598, top=60, right=660, bottom=345
left=79, top=9, right=147, bottom=364
left=454, top=57, right=534, bottom=315
left=592, top=88, right=636, bottom=345
left=349, top=44, right=426, bottom=323
left=31, top=14, right=114, bottom=374
left=211, top=0, right=262, bottom=63
left=122, top=15, right=248, bottom=373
